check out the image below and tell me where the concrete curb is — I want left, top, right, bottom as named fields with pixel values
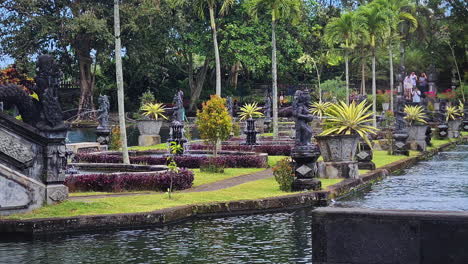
left=0, top=138, right=465, bottom=236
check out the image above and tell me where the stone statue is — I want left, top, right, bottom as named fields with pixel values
left=172, top=90, right=185, bottom=122
left=264, top=92, right=272, bottom=119
left=33, top=54, right=66, bottom=130
left=0, top=55, right=66, bottom=131
left=97, top=95, right=110, bottom=130
left=293, top=89, right=314, bottom=146
left=226, top=96, right=233, bottom=117
left=394, top=97, right=407, bottom=132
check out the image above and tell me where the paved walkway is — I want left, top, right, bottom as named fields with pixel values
left=70, top=168, right=273, bottom=200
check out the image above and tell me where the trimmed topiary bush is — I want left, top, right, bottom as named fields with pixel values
left=65, top=169, right=194, bottom=192
left=272, top=158, right=294, bottom=192
left=74, top=153, right=267, bottom=168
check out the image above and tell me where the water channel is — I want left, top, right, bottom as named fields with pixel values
left=0, top=145, right=466, bottom=263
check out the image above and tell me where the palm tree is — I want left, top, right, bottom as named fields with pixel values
left=374, top=0, right=417, bottom=111
left=114, top=0, right=130, bottom=164
left=245, top=0, right=301, bottom=139
left=324, top=12, right=368, bottom=105
left=359, top=5, right=387, bottom=127
left=195, top=0, right=235, bottom=96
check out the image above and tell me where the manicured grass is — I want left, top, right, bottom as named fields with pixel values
left=7, top=177, right=342, bottom=220
left=128, top=143, right=168, bottom=151
left=259, top=133, right=273, bottom=137
left=69, top=168, right=265, bottom=197
left=268, top=155, right=288, bottom=167
left=192, top=168, right=265, bottom=187
left=372, top=150, right=417, bottom=168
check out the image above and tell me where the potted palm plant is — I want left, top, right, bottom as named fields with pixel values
left=316, top=100, right=378, bottom=162
left=239, top=102, right=264, bottom=144
left=137, top=102, right=168, bottom=146
left=446, top=104, right=462, bottom=138
left=404, top=105, right=428, bottom=149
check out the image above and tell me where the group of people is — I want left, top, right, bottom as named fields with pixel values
left=403, top=72, right=429, bottom=103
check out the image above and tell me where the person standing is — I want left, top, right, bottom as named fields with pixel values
left=404, top=75, right=413, bottom=101
left=412, top=87, right=421, bottom=104
left=279, top=91, right=285, bottom=107
left=419, top=72, right=428, bottom=98
left=410, top=72, right=417, bottom=88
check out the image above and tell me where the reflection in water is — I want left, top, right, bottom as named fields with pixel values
left=0, top=210, right=313, bottom=264
left=334, top=145, right=468, bottom=211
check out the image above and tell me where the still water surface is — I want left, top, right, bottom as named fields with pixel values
left=1, top=146, right=467, bottom=263
left=334, top=145, right=468, bottom=211
left=0, top=210, right=313, bottom=264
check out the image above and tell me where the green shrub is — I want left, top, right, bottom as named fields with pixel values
left=272, top=158, right=294, bottom=192
left=109, top=126, right=122, bottom=151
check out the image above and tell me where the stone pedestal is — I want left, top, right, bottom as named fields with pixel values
left=46, top=184, right=69, bottom=205
left=318, top=161, right=359, bottom=179
left=425, top=126, right=433, bottom=147
left=243, top=119, right=259, bottom=145
left=463, top=121, right=468, bottom=132
left=96, top=128, right=110, bottom=146
left=139, top=134, right=161, bottom=146
left=437, top=124, right=449, bottom=139
left=392, top=132, right=409, bottom=156
left=356, top=142, right=375, bottom=170
left=447, top=120, right=461, bottom=138
left=407, top=125, right=428, bottom=151
left=168, top=121, right=187, bottom=154
left=291, top=145, right=321, bottom=191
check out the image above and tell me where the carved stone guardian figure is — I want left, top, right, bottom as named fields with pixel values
left=96, top=95, right=111, bottom=146
left=392, top=97, right=410, bottom=156
left=290, top=90, right=321, bottom=191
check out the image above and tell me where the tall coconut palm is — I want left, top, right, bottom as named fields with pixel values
left=324, top=12, right=368, bottom=105
left=245, top=0, right=301, bottom=139
left=359, top=5, right=388, bottom=128
left=114, top=0, right=130, bottom=164
left=195, top=0, right=235, bottom=96
left=374, top=0, right=417, bottom=111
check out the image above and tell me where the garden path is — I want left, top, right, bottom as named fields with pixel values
left=70, top=169, right=273, bottom=200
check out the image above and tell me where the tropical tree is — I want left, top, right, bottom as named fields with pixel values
left=324, top=12, right=368, bottom=105
left=194, top=0, right=235, bottom=96
left=359, top=4, right=387, bottom=127
left=374, top=0, right=417, bottom=111
left=245, top=0, right=302, bottom=139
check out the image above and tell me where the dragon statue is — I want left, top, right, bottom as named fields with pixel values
left=0, top=55, right=66, bottom=131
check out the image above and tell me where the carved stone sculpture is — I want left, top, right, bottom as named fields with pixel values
left=226, top=96, right=233, bottom=117
left=293, top=90, right=314, bottom=146
left=264, top=93, right=272, bottom=119
left=0, top=55, right=66, bottom=131
left=96, top=95, right=111, bottom=146
left=393, top=97, right=409, bottom=156
left=172, top=90, right=185, bottom=122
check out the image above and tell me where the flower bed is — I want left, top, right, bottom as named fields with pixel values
left=74, top=153, right=267, bottom=168
left=189, top=144, right=292, bottom=156
left=65, top=169, right=194, bottom=192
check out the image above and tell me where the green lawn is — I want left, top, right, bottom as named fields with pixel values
left=128, top=143, right=168, bottom=151
left=192, top=168, right=265, bottom=187
left=7, top=177, right=342, bottom=220
left=268, top=155, right=288, bottom=167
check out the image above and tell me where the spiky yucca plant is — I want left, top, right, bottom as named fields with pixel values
left=238, top=102, right=264, bottom=120
left=140, top=103, right=168, bottom=120
left=320, top=100, right=378, bottom=147
left=458, top=100, right=464, bottom=117
left=446, top=105, right=462, bottom=122
left=403, top=105, right=427, bottom=125
left=310, top=101, right=332, bottom=118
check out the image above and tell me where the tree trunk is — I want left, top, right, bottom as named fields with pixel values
left=114, top=0, right=130, bottom=164
left=228, top=61, right=241, bottom=89
left=361, top=56, right=366, bottom=95
left=345, top=50, right=350, bottom=105
left=209, top=7, right=221, bottom=96
left=76, top=45, right=95, bottom=120
left=372, top=49, right=377, bottom=128
left=449, top=43, right=465, bottom=102
left=389, top=43, right=394, bottom=111
left=271, top=19, right=279, bottom=139
left=189, top=56, right=210, bottom=111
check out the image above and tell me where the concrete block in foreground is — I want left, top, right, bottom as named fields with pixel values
left=312, top=207, right=468, bottom=264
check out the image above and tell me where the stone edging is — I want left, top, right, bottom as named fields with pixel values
left=0, top=138, right=465, bottom=236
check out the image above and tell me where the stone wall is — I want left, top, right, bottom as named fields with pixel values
left=0, top=113, right=68, bottom=216
left=312, top=207, right=468, bottom=264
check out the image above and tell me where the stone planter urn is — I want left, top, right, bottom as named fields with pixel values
left=447, top=119, right=461, bottom=138
left=315, top=135, right=360, bottom=179
left=433, top=102, right=440, bottom=111
left=382, top=103, right=390, bottom=111
left=407, top=125, right=428, bottom=151
left=137, top=119, right=164, bottom=146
